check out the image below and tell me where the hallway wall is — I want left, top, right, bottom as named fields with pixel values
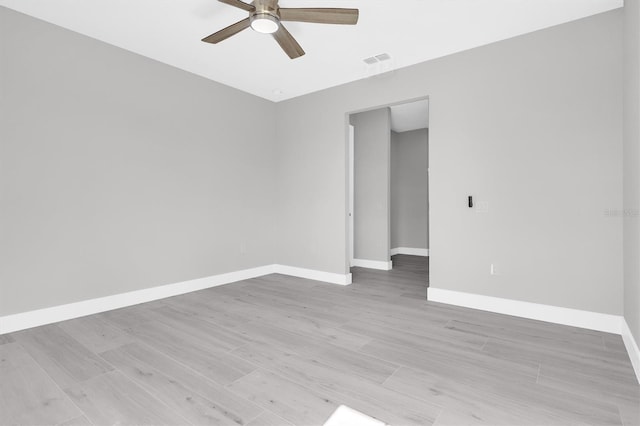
left=391, top=129, right=429, bottom=252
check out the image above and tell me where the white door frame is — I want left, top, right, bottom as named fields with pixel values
left=346, top=96, right=430, bottom=278
left=348, top=124, right=355, bottom=267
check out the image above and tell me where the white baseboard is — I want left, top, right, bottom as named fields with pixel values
left=0, top=265, right=275, bottom=335
left=427, top=287, right=622, bottom=334
left=274, top=264, right=352, bottom=286
left=622, top=319, right=640, bottom=384
left=0, top=264, right=352, bottom=334
left=390, top=247, right=429, bottom=257
left=352, top=259, right=393, bottom=270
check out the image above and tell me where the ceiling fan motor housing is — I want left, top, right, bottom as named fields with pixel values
left=253, top=0, right=279, bottom=18
left=249, top=0, right=280, bottom=33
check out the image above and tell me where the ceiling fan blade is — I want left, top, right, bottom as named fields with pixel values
left=201, top=18, right=251, bottom=43
left=279, top=8, right=359, bottom=25
left=272, top=25, right=305, bottom=59
left=217, top=0, right=254, bottom=12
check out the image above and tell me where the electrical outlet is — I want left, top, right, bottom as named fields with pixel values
left=490, top=264, right=497, bottom=275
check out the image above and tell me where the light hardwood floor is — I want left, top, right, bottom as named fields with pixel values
left=1, top=255, right=638, bottom=426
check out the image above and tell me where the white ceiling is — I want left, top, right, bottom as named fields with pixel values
left=0, top=0, right=622, bottom=102
left=390, top=99, right=429, bottom=133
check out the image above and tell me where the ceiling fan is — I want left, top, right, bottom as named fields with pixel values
left=201, top=0, right=359, bottom=59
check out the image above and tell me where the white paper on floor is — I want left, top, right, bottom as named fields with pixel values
left=323, top=405, right=387, bottom=426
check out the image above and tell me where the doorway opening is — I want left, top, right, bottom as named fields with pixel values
left=347, top=98, right=430, bottom=293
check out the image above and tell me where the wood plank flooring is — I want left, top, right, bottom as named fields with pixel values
left=0, top=254, right=638, bottom=426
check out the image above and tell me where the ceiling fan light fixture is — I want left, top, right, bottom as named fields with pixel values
left=250, top=13, right=279, bottom=34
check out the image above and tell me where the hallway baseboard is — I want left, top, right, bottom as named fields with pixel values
left=351, top=259, right=393, bottom=270
left=390, top=247, right=429, bottom=257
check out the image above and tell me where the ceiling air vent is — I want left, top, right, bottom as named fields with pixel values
left=363, top=53, right=394, bottom=78
left=363, top=53, right=391, bottom=64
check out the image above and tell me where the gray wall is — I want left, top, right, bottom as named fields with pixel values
left=624, top=0, right=640, bottom=343
left=276, top=10, right=623, bottom=315
left=0, top=8, right=277, bottom=316
left=391, top=129, right=429, bottom=251
left=0, top=7, right=628, bottom=321
left=351, top=109, right=391, bottom=263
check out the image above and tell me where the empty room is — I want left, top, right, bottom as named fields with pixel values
left=1, top=0, right=639, bottom=425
